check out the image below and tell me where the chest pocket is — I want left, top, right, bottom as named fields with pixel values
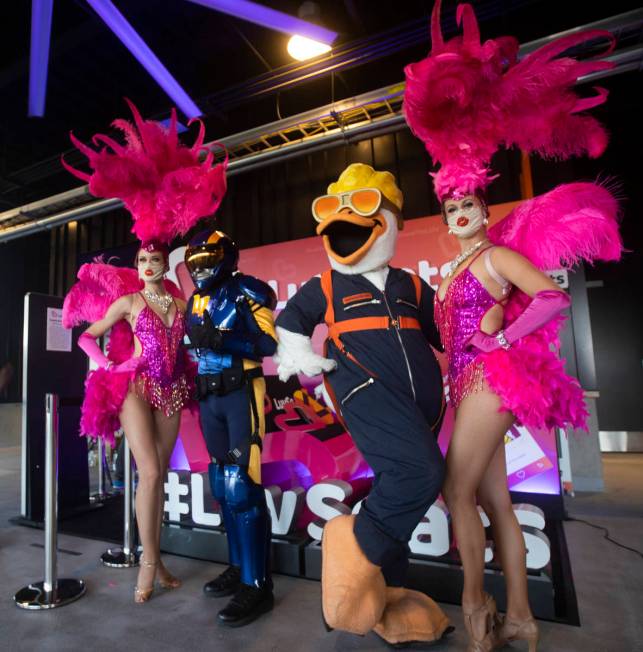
left=342, top=292, right=382, bottom=311
left=396, top=297, right=419, bottom=311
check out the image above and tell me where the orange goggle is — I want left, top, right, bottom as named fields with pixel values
left=312, top=188, right=382, bottom=223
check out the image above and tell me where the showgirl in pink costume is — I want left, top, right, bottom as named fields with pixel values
left=404, top=2, right=622, bottom=650
left=62, top=100, right=227, bottom=603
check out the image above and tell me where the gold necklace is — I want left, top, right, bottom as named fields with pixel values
left=447, top=240, right=489, bottom=277
left=143, top=288, right=173, bottom=314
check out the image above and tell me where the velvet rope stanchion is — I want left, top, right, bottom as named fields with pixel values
left=101, top=439, right=140, bottom=568
left=14, top=394, right=87, bottom=610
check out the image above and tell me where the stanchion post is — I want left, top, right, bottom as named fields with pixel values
left=14, top=394, right=86, bottom=609
left=101, top=438, right=139, bottom=567
left=97, top=437, right=105, bottom=497
left=90, top=436, right=107, bottom=504
left=43, top=392, right=57, bottom=593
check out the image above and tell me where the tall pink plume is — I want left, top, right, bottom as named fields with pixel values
left=403, top=0, right=615, bottom=199
left=61, top=99, right=228, bottom=244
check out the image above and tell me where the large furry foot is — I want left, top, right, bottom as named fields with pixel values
left=373, top=587, right=453, bottom=646
left=321, top=515, right=386, bottom=635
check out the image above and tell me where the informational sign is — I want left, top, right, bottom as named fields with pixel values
left=45, top=307, right=72, bottom=352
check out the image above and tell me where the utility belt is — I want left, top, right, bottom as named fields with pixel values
left=196, top=366, right=264, bottom=464
left=195, top=366, right=263, bottom=399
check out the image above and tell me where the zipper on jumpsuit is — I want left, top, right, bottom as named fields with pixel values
left=341, top=377, right=375, bottom=405
left=382, top=290, right=416, bottom=402
left=344, top=299, right=382, bottom=311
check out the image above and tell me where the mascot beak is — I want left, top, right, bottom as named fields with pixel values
left=316, top=209, right=388, bottom=265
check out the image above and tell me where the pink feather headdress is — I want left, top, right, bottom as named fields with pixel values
left=403, top=0, right=616, bottom=201
left=62, top=99, right=228, bottom=244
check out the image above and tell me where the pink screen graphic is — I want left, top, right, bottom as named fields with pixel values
left=169, top=203, right=562, bottom=496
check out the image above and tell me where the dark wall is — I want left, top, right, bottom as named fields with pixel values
left=0, top=233, right=50, bottom=402
left=198, top=129, right=522, bottom=252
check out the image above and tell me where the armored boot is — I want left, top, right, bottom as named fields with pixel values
left=217, top=465, right=273, bottom=627
left=203, top=463, right=242, bottom=598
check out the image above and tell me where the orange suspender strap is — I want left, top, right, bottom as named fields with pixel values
left=328, top=316, right=421, bottom=341
left=320, top=270, right=422, bottom=379
left=410, top=272, right=422, bottom=306
left=320, top=269, right=335, bottom=326
left=320, top=270, right=377, bottom=376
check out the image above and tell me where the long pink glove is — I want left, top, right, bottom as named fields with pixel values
left=78, top=333, right=141, bottom=373
left=78, top=332, right=110, bottom=368
left=468, top=289, right=570, bottom=353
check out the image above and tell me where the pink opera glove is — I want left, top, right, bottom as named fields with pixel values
left=78, top=332, right=110, bottom=368
left=78, top=333, right=142, bottom=373
left=110, top=357, right=142, bottom=374
left=468, top=290, right=571, bottom=353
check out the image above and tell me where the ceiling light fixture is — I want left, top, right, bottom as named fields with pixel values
left=286, top=34, right=332, bottom=61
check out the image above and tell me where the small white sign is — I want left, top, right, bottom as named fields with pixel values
left=547, top=268, right=569, bottom=289
left=46, top=307, right=72, bottom=352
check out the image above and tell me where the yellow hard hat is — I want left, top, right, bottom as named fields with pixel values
left=327, top=163, right=403, bottom=212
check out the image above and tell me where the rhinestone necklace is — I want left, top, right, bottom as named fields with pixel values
left=447, top=239, right=490, bottom=278
left=143, top=288, right=173, bottom=314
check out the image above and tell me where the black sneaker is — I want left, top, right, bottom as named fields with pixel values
left=203, top=565, right=241, bottom=598
left=217, top=583, right=274, bottom=627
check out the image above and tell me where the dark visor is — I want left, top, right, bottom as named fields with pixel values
left=184, top=244, right=224, bottom=274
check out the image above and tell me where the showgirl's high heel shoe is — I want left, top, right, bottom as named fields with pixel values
left=134, top=558, right=158, bottom=604
left=497, top=615, right=539, bottom=652
left=158, top=560, right=182, bottom=589
left=463, top=593, right=500, bottom=652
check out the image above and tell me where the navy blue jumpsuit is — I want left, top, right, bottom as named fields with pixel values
left=276, top=267, right=445, bottom=586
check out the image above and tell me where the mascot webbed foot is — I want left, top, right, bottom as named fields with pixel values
left=373, top=587, right=453, bottom=647
left=321, top=514, right=386, bottom=635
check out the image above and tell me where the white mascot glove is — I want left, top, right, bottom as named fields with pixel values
left=314, top=381, right=335, bottom=413
left=274, top=327, right=337, bottom=382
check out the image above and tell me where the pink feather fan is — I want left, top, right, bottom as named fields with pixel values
left=62, top=99, right=227, bottom=243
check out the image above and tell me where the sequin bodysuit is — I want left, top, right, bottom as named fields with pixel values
left=434, top=263, right=499, bottom=409
left=132, top=299, right=190, bottom=417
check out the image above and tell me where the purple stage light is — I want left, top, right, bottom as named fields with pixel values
left=160, top=117, right=188, bottom=133
left=28, top=0, right=54, bottom=117
left=186, top=0, right=338, bottom=45
left=86, top=0, right=202, bottom=119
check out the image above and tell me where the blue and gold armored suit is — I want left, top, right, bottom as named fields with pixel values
left=184, top=230, right=277, bottom=619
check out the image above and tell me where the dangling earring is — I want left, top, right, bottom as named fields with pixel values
left=483, top=218, right=489, bottom=226
left=448, top=228, right=454, bottom=234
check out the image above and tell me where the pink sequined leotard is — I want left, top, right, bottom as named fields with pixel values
left=434, top=250, right=506, bottom=409
left=132, top=297, right=191, bottom=417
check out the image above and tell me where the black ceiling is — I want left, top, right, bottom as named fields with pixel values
left=0, top=0, right=640, bottom=210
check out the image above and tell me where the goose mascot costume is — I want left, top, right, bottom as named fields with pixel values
left=275, top=163, right=451, bottom=645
